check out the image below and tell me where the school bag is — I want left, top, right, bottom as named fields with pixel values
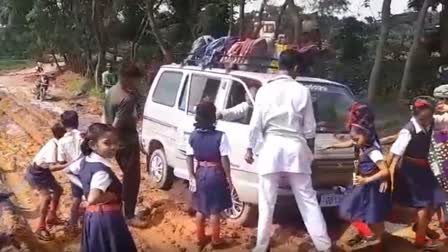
left=220, top=40, right=244, bottom=67
left=238, top=38, right=269, bottom=72
left=201, top=36, right=238, bottom=68
left=184, top=35, right=214, bottom=65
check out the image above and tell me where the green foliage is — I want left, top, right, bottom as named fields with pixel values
left=313, top=0, right=349, bottom=16
left=333, top=17, right=373, bottom=61
left=0, top=59, right=32, bottom=72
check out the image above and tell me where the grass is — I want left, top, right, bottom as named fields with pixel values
left=0, top=59, right=33, bottom=72
left=66, top=78, right=105, bottom=99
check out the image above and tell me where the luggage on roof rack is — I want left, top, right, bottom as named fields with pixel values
left=184, top=35, right=214, bottom=66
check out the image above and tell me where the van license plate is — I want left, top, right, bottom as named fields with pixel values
left=319, top=193, right=343, bottom=207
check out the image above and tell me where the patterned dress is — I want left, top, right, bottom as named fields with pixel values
left=429, top=129, right=448, bottom=213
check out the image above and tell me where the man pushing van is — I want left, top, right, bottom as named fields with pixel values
left=245, top=50, right=332, bottom=252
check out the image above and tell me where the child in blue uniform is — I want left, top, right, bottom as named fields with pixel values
left=339, top=124, right=391, bottom=248
left=75, top=123, right=136, bottom=252
left=389, top=98, right=447, bottom=249
left=327, top=103, right=391, bottom=249
left=186, top=101, right=233, bottom=249
left=25, top=123, right=67, bottom=241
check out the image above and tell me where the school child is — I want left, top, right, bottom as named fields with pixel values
left=186, top=101, right=233, bottom=249
left=57, top=110, right=84, bottom=233
left=388, top=98, right=448, bottom=249
left=25, top=123, right=67, bottom=241
left=433, top=85, right=448, bottom=234
left=326, top=103, right=391, bottom=250
left=75, top=123, right=136, bottom=252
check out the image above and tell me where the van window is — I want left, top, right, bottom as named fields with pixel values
left=221, top=81, right=259, bottom=125
left=179, top=75, right=221, bottom=113
left=152, top=71, right=183, bottom=107
left=178, top=75, right=190, bottom=111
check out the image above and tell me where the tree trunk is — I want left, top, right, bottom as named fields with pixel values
left=228, top=0, right=234, bottom=36
left=147, top=0, right=173, bottom=63
left=95, top=49, right=105, bottom=90
left=399, top=0, right=431, bottom=99
left=239, top=0, right=245, bottom=39
left=440, top=4, right=448, bottom=59
left=253, top=0, right=267, bottom=38
left=131, top=16, right=149, bottom=60
left=367, top=0, right=392, bottom=103
left=288, top=0, right=302, bottom=44
left=274, top=1, right=288, bottom=39
left=91, top=0, right=107, bottom=89
left=51, top=51, right=62, bottom=71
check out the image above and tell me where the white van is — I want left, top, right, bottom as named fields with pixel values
left=141, top=64, right=355, bottom=226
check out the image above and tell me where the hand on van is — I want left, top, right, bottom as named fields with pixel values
left=245, top=149, right=254, bottom=164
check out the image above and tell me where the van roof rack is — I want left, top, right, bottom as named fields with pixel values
left=178, top=53, right=278, bottom=73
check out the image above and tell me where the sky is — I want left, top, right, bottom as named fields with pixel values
left=247, top=0, right=410, bottom=19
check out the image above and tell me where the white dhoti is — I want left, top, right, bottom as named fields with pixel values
left=253, top=135, right=331, bottom=252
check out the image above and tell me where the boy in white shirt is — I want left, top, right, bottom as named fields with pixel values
left=25, top=123, right=66, bottom=241
left=58, top=111, right=84, bottom=233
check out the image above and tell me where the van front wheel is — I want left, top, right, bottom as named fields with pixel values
left=224, top=189, right=258, bottom=227
left=147, top=149, right=173, bottom=190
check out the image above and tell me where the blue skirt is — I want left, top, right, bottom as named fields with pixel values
left=81, top=210, right=136, bottom=252
left=339, top=180, right=392, bottom=224
left=192, top=167, right=232, bottom=217
left=394, top=162, right=447, bottom=208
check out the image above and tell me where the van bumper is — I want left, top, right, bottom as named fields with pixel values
left=233, top=170, right=347, bottom=208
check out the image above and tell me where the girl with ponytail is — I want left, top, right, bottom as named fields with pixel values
left=67, top=123, right=137, bottom=252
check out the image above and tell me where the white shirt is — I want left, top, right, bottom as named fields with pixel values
left=66, top=153, right=113, bottom=192
left=220, top=102, right=250, bottom=122
left=58, top=129, right=83, bottom=164
left=33, top=138, right=59, bottom=168
left=368, top=150, right=384, bottom=163
left=186, top=132, right=231, bottom=156
left=248, top=75, right=316, bottom=175
left=391, top=115, right=448, bottom=156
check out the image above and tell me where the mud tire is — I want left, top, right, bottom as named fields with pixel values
left=147, top=149, right=173, bottom=190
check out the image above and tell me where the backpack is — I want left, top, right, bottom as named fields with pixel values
left=238, top=38, right=269, bottom=72
left=201, top=36, right=238, bottom=68
left=184, top=35, right=214, bottom=65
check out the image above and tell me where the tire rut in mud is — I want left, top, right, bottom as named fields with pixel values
left=0, top=92, right=74, bottom=252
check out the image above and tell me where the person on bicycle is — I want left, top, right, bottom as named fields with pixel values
left=35, top=74, right=50, bottom=97
left=36, top=62, right=44, bottom=74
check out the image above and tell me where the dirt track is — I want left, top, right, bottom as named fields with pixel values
left=0, top=65, right=447, bottom=252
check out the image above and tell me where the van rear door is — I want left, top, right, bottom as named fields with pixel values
left=174, top=72, right=227, bottom=179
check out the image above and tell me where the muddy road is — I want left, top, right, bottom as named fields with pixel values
left=0, top=65, right=445, bottom=252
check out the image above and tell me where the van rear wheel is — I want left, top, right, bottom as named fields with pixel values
left=224, top=189, right=257, bottom=227
left=147, top=149, right=173, bottom=190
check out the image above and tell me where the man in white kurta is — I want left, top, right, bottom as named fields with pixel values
left=246, top=50, right=331, bottom=252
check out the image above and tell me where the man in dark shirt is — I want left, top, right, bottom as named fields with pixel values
left=104, top=62, right=146, bottom=228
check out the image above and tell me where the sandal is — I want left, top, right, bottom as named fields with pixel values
left=196, top=237, right=210, bottom=252
left=415, top=239, right=444, bottom=251
left=412, top=224, right=441, bottom=240
left=47, top=218, right=68, bottom=229
left=35, top=227, right=53, bottom=241
left=350, top=236, right=381, bottom=251
left=347, top=234, right=364, bottom=247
